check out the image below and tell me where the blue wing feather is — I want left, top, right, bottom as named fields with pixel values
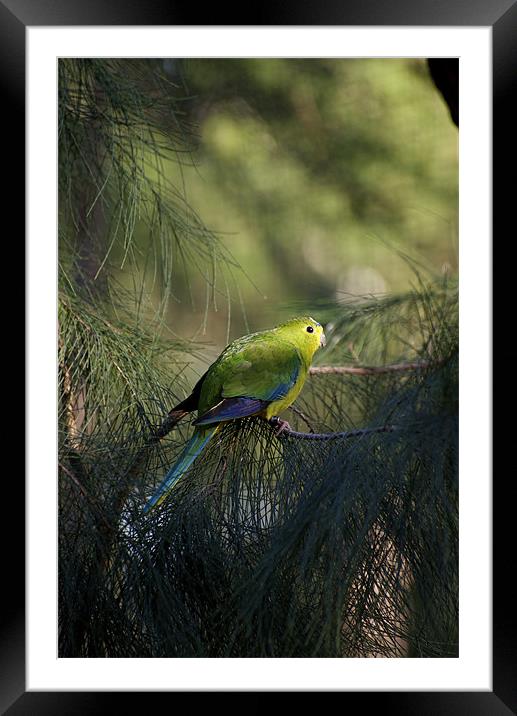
left=193, top=397, right=269, bottom=426
left=264, top=363, right=300, bottom=401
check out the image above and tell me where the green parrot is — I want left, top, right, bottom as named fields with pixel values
left=143, top=316, right=326, bottom=513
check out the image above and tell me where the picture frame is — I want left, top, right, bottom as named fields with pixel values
left=10, top=0, right=513, bottom=711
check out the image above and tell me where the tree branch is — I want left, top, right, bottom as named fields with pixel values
left=274, top=424, right=398, bottom=441
left=288, top=404, right=316, bottom=432
left=309, top=361, right=431, bottom=376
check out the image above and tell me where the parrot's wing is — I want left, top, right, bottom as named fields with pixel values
left=193, top=397, right=269, bottom=426
left=220, top=338, right=302, bottom=402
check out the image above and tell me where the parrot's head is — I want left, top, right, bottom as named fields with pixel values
left=277, top=316, right=326, bottom=360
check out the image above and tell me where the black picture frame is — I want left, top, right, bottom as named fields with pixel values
left=8, top=1, right=513, bottom=712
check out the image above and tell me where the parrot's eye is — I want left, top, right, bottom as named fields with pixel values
left=306, top=326, right=314, bottom=333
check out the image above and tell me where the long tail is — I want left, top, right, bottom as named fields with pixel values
left=143, top=425, right=219, bottom=514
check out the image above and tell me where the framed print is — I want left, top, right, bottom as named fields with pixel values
left=9, top=0, right=514, bottom=711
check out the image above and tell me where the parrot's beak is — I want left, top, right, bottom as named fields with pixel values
left=320, top=332, right=326, bottom=348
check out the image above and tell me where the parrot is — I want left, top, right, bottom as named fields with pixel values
left=143, top=316, right=326, bottom=513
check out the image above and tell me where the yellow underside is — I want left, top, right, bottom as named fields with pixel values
left=261, top=377, right=306, bottom=420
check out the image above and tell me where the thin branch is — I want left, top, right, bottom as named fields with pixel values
left=288, top=404, right=316, bottom=433
left=60, top=348, right=84, bottom=451
left=309, top=362, right=431, bottom=376
left=149, top=406, right=397, bottom=445
left=275, top=424, right=398, bottom=441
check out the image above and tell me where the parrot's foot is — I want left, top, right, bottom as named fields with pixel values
left=269, top=416, right=292, bottom=436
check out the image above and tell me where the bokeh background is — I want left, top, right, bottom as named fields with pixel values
left=115, top=58, right=458, bottom=356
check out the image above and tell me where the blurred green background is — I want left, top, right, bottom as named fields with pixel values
left=118, top=58, right=458, bottom=358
